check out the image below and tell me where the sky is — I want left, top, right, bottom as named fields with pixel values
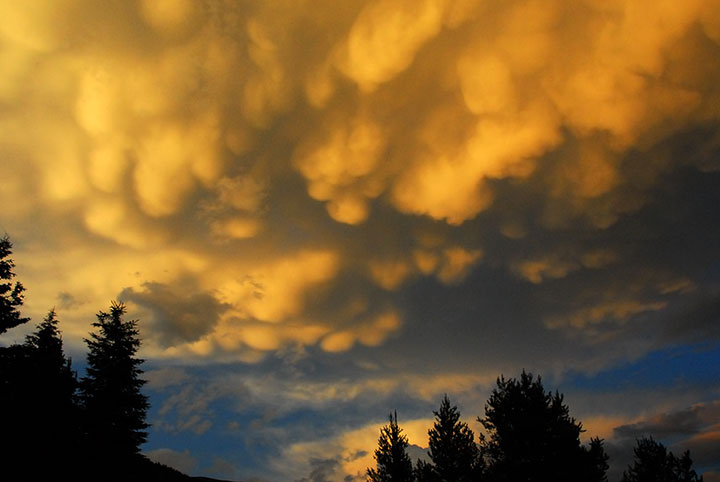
left=1, top=0, right=720, bottom=480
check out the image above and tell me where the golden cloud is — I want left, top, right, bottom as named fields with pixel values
left=337, top=0, right=444, bottom=91
left=545, top=299, right=668, bottom=330
left=320, top=311, right=402, bottom=353
left=2, top=0, right=719, bottom=360
left=513, top=249, right=616, bottom=284
left=215, top=249, right=340, bottom=323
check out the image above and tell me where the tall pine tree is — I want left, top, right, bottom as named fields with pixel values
left=0, top=235, right=29, bottom=334
left=367, top=411, right=414, bottom=482
left=24, top=309, right=79, bottom=478
left=418, top=395, right=482, bottom=482
left=2, top=309, right=79, bottom=480
left=0, top=234, right=33, bottom=480
left=24, top=308, right=77, bottom=402
left=81, top=301, right=149, bottom=467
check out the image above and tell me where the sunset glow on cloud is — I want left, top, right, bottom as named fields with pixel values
left=1, top=0, right=720, bottom=480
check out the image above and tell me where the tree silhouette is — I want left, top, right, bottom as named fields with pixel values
left=367, top=411, right=414, bottom=482
left=1, top=309, right=79, bottom=479
left=24, top=309, right=77, bottom=402
left=81, top=301, right=149, bottom=468
left=0, top=342, right=32, bottom=479
left=0, top=235, right=29, bottom=334
left=418, top=395, right=482, bottom=482
left=621, top=437, right=703, bottom=482
left=584, top=437, right=610, bottom=482
left=25, top=309, right=79, bottom=478
left=479, top=371, right=608, bottom=482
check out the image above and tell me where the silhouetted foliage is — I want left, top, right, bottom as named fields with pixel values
left=0, top=241, right=197, bottom=480
left=418, top=395, right=483, bottom=482
left=0, top=342, right=32, bottom=480
left=24, top=309, right=77, bottom=402
left=367, top=411, right=414, bottom=482
left=621, top=437, right=703, bottom=482
left=479, top=371, right=608, bottom=482
left=1, top=309, right=79, bottom=480
left=0, top=235, right=29, bottom=334
left=414, top=459, right=436, bottom=482
left=26, top=309, right=79, bottom=473
left=81, top=301, right=149, bottom=467
left=585, top=437, right=610, bottom=482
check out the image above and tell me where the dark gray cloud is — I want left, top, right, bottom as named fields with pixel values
left=614, top=406, right=708, bottom=440
left=56, top=291, right=85, bottom=310
left=120, top=280, right=228, bottom=347
left=611, top=401, right=720, bottom=478
left=294, top=457, right=341, bottom=482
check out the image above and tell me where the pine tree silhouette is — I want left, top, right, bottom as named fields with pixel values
left=367, top=411, right=414, bottom=482
left=26, top=309, right=79, bottom=478
left=621, top=437, right=703, bottom=482
left=81, top=301, right=149, bottom=474
left=418, top=395, right=483, bottom=482
left=0, top=234, right=29, bottom=334
left=480, top=371, right=608, bottom=482
left=1, top=309, right=79, bottom=480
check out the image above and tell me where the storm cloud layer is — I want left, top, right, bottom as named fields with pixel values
left=1, top=1, right=720, bottom=480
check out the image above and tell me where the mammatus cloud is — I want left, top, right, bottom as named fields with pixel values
left=1, top=0, right=719, bottom=405
left=2, top=2, right=720, bottom=481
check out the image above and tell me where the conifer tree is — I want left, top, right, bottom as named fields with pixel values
left=480, top=371, right=608, bottom=482
left=23, top=309, right=79, bottom=477
left=621, top=437, right=703, bottom=482
left=81, top=301, right=149, bottom=464
left=367, top=411, right=414, bottom=482
left=25, top=308, right=76, bottom=391
left=0, top=235, right=29, bottom=334
left=420, top=395, right=482, bottom=482
left=2, top=309, right=80, bottom=479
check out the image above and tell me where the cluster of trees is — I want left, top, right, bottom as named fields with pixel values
left=0, top=236, right=180, bottom=481
left=367, top=372, right=704, bottom=482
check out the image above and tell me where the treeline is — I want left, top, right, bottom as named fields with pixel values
left=366, top=373, right=704, bottom=482
left=0, top=236, right=184, bottom=481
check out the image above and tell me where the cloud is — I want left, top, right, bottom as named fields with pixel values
left=680, top=427, right=720, bottom=467
left=121, top=281, right=228, bottom=347
left=2, top=2, right=720, bottom=477
left=336, top=0, right=443, bottom=92
left=145, top=367, right=191, bottom=391
left=546, top=299, right=668, bottom=330
left=662, top=293, right=720, bottom=343
left=153, top=378, right=232, bottom=436
left=2, top=0, right=720, bottom=354
left=56, top=291, right=85, bottom=310
left=613, top=401, right=720, bottom=441
left=607, top=400, right=720, bottom=476
left=512, top=249, right=616, bottom=284
left=284, top=417, right=435, bottom=482
left=294, top=457, right=342, bottom=482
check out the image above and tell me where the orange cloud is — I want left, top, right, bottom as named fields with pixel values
left=545, top=299, right=668, bottom=330
left=1, top=0, right=719, bottom=365
left=337, top=0, right=444, bottom=91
